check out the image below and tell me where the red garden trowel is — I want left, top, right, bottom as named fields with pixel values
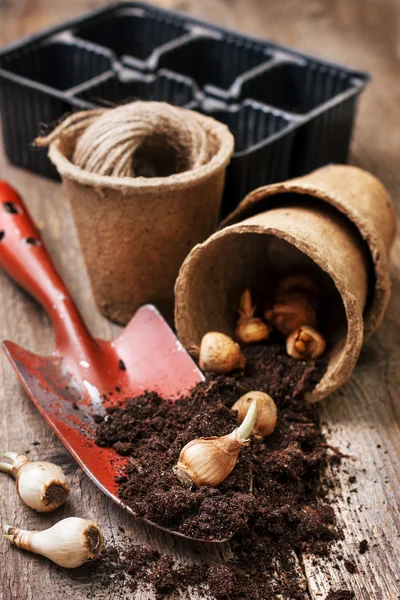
left=0, top=180, right=208, bottom=540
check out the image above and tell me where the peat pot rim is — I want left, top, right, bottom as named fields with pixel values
left=48, top=111, right=234, bottom=195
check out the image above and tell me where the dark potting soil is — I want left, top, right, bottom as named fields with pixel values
left=344, top=559, right=358, bottom=574
left=94, top=343, right=341, bottom=598
left=324, top=591, right=355, bottom=600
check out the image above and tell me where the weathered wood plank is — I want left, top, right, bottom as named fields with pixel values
left=0, top=1, right=399, bottom=599
left=303, top=359, right=400, bottom=598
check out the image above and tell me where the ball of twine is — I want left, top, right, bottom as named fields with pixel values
left=36, top=102, right=215, bottom=179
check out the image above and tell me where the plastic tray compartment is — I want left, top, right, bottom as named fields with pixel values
left=238, top=59, right=354, bottom=113
left=239, top=58, right=365, bottom=175
left=0, top=38, right=112, bottom=91
left=75, top=6, right=189, bottom=67
left=157, top=33, right=273, bottom=97
left=289, top=91, right=361, bottom=176
left=0, top=38, right=111, bottom=177
left=76, top=69, right=196, bottom=109
left=200, top=100, right=295, bottom=217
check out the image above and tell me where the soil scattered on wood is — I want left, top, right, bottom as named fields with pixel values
left=325, top=591, right=355, bottom=600
left=344, top=558, right=358, bottom=574
left=92, top=343, right=341, bottom=598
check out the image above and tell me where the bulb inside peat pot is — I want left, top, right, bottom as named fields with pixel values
left=222, top=165, right=396, bottom=339
left=175, top=202, right=370, bottom=402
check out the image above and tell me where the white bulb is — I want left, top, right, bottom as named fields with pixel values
left=17, top=461, right=69, bottom=512
left=4, top=517, right=104, bottom=569
left=0, top=453, right=70, bottom=512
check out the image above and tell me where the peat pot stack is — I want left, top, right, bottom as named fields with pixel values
left=39, top=102, right=234, bottom=325
left=175, top=165, right=396, bottom=402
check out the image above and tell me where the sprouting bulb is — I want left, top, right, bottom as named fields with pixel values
left=174, top=399, right=258, bottom=487
left=236, top=290, right=270, bottom=345
left=232, top=391, right=277, bottom=438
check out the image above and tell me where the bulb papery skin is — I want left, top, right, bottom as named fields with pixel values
left=233, top=392, right=277, bottom=438
left=175, top=432, right=242, bottom=487
left=5, top=517, right=104, bottom=568
left=239, top=289, right=255, bottom=317
left=14, top=458, right=70, bottom=512
left=199, top=332, right=245, bottom=374
left=235, top=317, right=270, bottom=345
left=286, top=325, right=326, bottom=360
left=272, top=292, right=317, bottom=337
left=175, top=400, right=257, bottom=488
left=236, top=290, right=269, bottom=345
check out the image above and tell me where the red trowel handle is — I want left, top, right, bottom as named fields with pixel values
left=0, top=180, right=97, bottom=360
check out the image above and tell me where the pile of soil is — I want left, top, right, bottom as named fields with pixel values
left=96, top=344, right=329, bottom=543
left=91, top=343, right=342, bottom=598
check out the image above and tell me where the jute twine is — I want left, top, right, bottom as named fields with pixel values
left=36, top=102, right=216, bottom=179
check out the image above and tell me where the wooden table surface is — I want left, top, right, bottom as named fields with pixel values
left=0, top=1, right=399, bottom=599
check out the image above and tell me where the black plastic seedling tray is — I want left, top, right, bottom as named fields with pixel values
left=0, top=2, right=369, bottom=217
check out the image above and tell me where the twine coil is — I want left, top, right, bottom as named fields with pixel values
left=37, top=102, right=216, bottom=180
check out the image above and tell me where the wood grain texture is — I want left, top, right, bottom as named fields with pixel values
left=0, top=1, right=399, bottom=599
